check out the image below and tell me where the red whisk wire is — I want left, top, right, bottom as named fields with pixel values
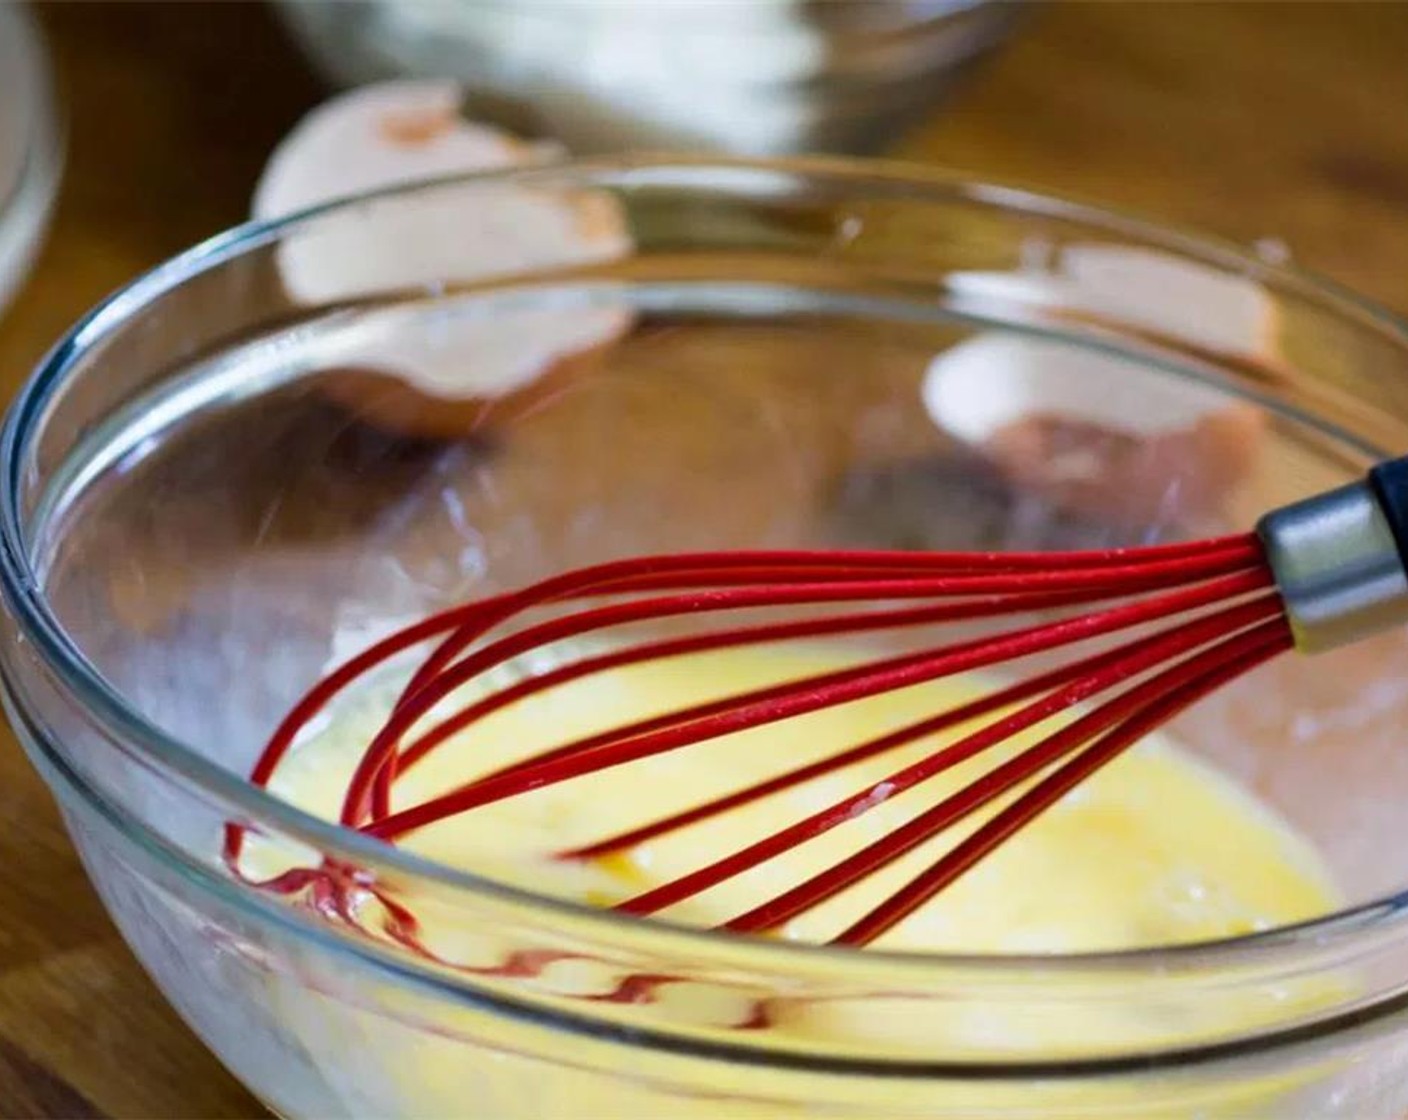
left=832, top=622, right=1291, bottom=945
left=358, top=547, right=1266, bottom=820
left=359, top=568, right=1271, bottom=842
left=347, top=578, right=1133, bottom=825
left=558, top=638, right=1146, bottom=862
left=614, top=597, right=1283, bottom=921
left=727, top=617, right=1290, bottom=940
left=392, top=541, right=1260, bottom=715
left=565, top=604, right=1285, bottom=865
left=224, top=532, right=1292, bottom=953
left=377, top=590, right=1098, bottom=806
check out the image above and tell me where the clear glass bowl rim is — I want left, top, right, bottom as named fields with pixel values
left=7, top=152, right=1408, bottom=1018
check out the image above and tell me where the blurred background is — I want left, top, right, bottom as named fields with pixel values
left=3, top=2, right=1408, bottom=1115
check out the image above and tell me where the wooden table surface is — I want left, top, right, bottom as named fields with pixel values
left=3, top=3, right=1408, bottom=1116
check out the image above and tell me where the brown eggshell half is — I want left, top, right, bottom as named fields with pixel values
left=983, top=402, right=1266, bottom=528
left=311, top=336, right=619, bottom=443
left=254, top=80, right=635, bottom=442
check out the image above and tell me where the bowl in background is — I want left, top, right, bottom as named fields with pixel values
left=6, top=158, right=1408, bottom=1116
left=0, top=2, right=61, bottom=320
left=274, top=0, right=1023, bottom=155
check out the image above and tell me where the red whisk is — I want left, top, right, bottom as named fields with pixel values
left=225, top=459, right=1408, bottom=953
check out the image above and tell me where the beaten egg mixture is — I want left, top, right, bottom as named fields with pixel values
left=242, top=643, right=1343, bottom=1117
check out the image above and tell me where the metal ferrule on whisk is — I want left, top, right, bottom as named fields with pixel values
left=1257, top=458, right=1408, bottom=653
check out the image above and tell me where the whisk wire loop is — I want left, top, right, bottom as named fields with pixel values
left=225, top=531, right=1300, bottom=947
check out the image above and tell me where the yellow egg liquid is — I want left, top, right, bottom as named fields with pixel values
left=260, top=642, right=1335, bottom=951
left=245, top=643, right=1348, bottom=1117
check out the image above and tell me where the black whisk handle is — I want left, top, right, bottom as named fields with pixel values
left=1369, top=456, right=1408, bottom=570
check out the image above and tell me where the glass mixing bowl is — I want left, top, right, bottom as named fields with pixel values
left=5, top=157, right=1408, bottom=1118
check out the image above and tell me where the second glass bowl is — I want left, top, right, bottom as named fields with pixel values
left=0, top=1, right=61, bottom=319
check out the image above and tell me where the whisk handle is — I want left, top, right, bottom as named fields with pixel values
left=1257, top=457, right=1408, bottom=653
left=1369, top=456, right=1408, bottom=568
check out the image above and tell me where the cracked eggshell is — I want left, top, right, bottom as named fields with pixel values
left=948, top=243, right=1282, bottom=363
left=253, top=79, right=634, bottom=440
left=927, top=245, right=1272, bottom=527
left=923, top=334, right=1264, bottom=528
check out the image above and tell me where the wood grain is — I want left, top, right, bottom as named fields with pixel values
left=2, top=2, right=1408, bottom=1117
